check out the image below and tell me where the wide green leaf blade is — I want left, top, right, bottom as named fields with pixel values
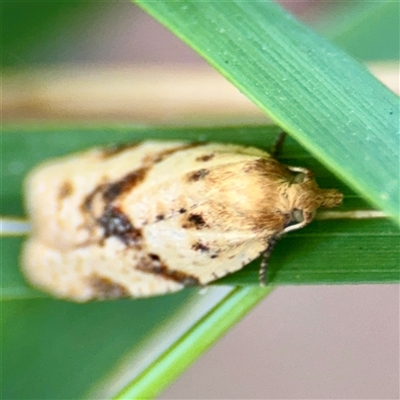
left=135, top=0, right=400, bottom=223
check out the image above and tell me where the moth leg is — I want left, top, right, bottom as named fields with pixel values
left=259, top=235, right=280, bottom=286
left=271, top=131, right=287, bottom=159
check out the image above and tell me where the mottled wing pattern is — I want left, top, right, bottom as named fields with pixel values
left=22, top=142, right=275, bottom=301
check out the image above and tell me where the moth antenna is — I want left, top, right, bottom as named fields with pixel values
left=259, top=235, right=280, bottom=286
left=271, top=131, right=287, bottom=159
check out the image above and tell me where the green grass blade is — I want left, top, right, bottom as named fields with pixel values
left=2, top=126, right=399, bottom=301
left=135, top=1, right=400, bottom=223
left=113, top=286, right=273, bottom=400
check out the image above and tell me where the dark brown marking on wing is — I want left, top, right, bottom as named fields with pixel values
left=191, top=242, right=210, bottom=252
left=102, top=167, right=148, bottom=202
left=97, top=206, right=142, bottom=246
left=82, top=168, right=148, bottom=244
left=82, top=167, right=147, bottom=216
left=100, top=142, right=140, bottom=159
left=182, top=213, right=208, bottom=229
left=156, top=214, right=165, bottom=221
left=82, top=184, right=106, bottom=213
left=58, top=181, right=73, bottom=199
left=137, top=253, right=200, bottom=287
left=187, top=168, right=210, bottom=182
left=88, top=274, right=130, bottom=299
left=196, top=153, right=214, bottom=162
left=179, top=208, right=187, bottom=214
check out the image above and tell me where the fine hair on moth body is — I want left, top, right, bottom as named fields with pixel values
left=22, top=134, right=342, bottom=301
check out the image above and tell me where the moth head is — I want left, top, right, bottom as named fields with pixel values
left=282, top=167, right=342, bottom=234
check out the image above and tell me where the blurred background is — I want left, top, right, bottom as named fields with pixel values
left=3, top=1, right=399, bottom=125
left=2, top=1, right=399, bottom=67
left=2, top=1, right=399, bottom=399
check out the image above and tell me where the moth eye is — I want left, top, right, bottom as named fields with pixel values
left=292, top=172, right=306, bottom=184
left=286, top=209, right=304, bottom=227
left=292, top=209, right=304, bottom=223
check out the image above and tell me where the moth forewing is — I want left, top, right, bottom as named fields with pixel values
left=22, top=140, right=342, bottom=301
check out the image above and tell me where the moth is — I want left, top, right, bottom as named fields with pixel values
left=22, top=140, right=342, bottom=301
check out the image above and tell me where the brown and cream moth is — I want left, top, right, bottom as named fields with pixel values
left=21, top=140, right=342, bottom=301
